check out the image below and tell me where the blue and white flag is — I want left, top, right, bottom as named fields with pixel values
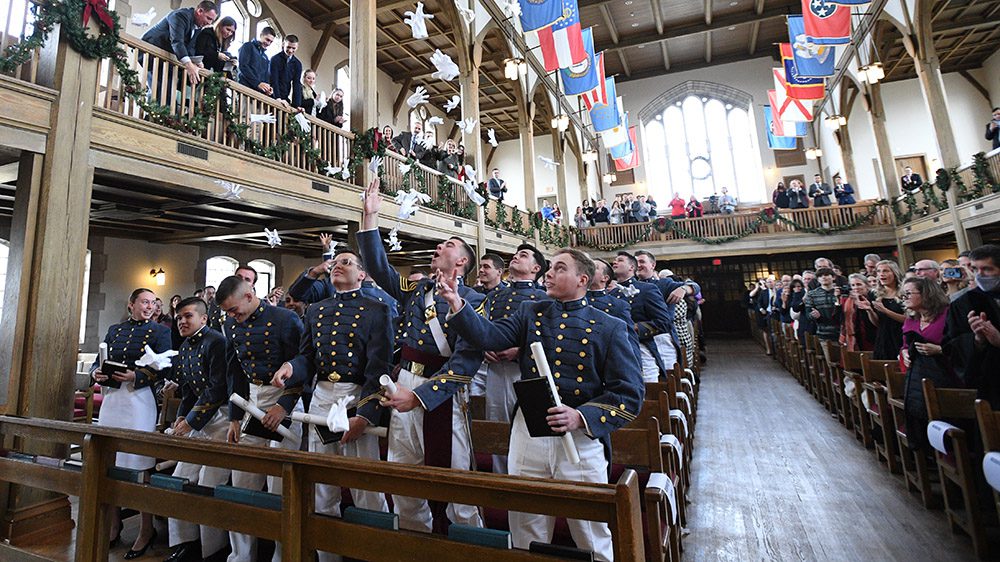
left=589, top=77, right=620, bottom=133
left=518, top=0, right=562, bottom=32
left=764, top=106, right=797, bottom=150
left=608, top=114, right=633, bottom=159
left=560, top=27, right=600, bottom=95
left=787, top=15, right=836, bottom=78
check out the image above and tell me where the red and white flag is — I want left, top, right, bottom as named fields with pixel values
left=580, top=52, right=607, bottom=110
left=536, top=0, right=587, bottom=71
left=772, top=71, right=814, bottom=122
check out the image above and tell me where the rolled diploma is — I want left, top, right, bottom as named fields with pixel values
left=229, top=393, right=298, bottom=443
left=290, top=411, right=388, bottom=438
left=379, top=374, right=397, bottom=395
left=98, top=342, right=109, bottom=365
left=529, top=341, right=581, bottom=464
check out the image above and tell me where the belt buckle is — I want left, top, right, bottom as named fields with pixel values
left=410, top=361, right=425, bottom=377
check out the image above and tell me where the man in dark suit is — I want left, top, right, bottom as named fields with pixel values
left=391, top=122, right=422, bottom=157
left=901, top=166, right=923, bottom=193
left=487, top=168, right=507, bottom=201
left=987, top=107, right=1000, bottom=150
left=140, top=1, right=217, bottom=101
left=269, top=35, right=303, bottom=109
left=945, top=244, right=1000, bottom=406
left=808, top=173, right=832, bottom=207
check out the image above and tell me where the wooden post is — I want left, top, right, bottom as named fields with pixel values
left=459, top=43, right=488, bottom=252
left=0, top=26, right=97, bottom=542
left=518, top=101, right=537, bottom=211
left=551, top=128, right=569, bottom=212
left=863, top=83, right=900, bottom=201
left=349, top=0, right=377, bottom=186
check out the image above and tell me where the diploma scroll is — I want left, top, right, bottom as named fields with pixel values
left=528, top=342, right=581, bottom=464
left=229, top=393, right=299, bottom=444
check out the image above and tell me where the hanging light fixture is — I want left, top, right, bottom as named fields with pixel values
left=824, top=114, right=847, bottom=130
left=149, top=268, right=166, bottom=286
left=503, top=57, right=526, bottom=81
left=805, top=147, right=823, bottom=160
left=582, top=149, right=598, bottom=163
left=550, top=113, right=569, bottom=132
left=860, top=62, right=884, bottom=84
left=602, top=172, right=617, bottom=183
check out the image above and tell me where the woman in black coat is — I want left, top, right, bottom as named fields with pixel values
left=194, top=16, right=237, bottom=75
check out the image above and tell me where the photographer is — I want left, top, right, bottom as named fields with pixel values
left=940, top=259, right=970, bottom=301
left=986, top=107, right=1000, bottom=150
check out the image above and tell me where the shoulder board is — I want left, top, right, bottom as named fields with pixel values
left=399, top=277, right=417, bottom=293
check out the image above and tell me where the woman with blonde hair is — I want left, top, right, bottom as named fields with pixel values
left=867, top=260, right=906, bottom=360
left=839, top=273, right=877, bottom=351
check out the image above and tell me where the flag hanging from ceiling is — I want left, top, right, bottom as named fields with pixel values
left=580, top=52, right=607, bottom=110
left=801, top=0, right=852, bottom=45
left=779, top=44, right=827, bottom=97
left=772, top=72, right=815, bottom=122
left=518, top=0, right=563, bottom=32
left=786, top=16, right=836, bottom=77
left=560, top=28, right=600, bottom=95
left=614, top=126, right=640, bottom=171
left=536, top=0, right=587, bottom=71
left=589, top=77, right=620, bottom=132
left=764, top=106, right=797, bottom=150
left=773, top=66, right=823, bottom=101
left=767, top=90, right=809, bottom=136
left=608, top=114, right=633, bottom=159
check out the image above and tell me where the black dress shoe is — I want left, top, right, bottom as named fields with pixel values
left=124, top=529, right=157, bottom=560
left=163, top=541, right=197, bottom=562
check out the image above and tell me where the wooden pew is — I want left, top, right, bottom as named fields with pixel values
left=820, top=341, right=851, bottom=430
left=975, top=400, right=1000, bottom=528
left=0, top=416, right=647, bottom=562
left=842, top=350, right=873, bottom=448
left=861, top=358, right=901, bottom=474
left=885, top=367, right=936, bottom=508
left=470, top=417, right=679, bottom=562
left=923, top=380, right=988, bottom=559
left=633, top=390, right=689, bottom=529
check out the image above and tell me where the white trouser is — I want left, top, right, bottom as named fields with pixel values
left=470, top=362, right=488, bottom=397
left=388, top=368, right=482, bottom=532
left=229, top=385, right=304, bottom=562
left=508, top=412, right=612, bottom=561
left=654, top=333, right=678, bottom=373
left=168, top=409, right=231, bottom=556
left=638, top=344, right=660, bottom=383
left=485, top=360, right=519, bottom=474
left=309, top=381, right=388, bottom=562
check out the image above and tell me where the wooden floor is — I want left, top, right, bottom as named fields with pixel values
left=685, top=338, right=977, bottom=561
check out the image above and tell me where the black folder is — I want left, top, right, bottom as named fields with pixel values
left=513, top=377, right=560, bottom=438
left=242, top=416, right=293, bottom=443
left=98, top=361, right=127, bottom=388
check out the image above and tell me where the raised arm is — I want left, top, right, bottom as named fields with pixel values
left=357, top=178, right=408, bottom=302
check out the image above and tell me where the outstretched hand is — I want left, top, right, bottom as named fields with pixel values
left=361, top=177, right=383, bottom=231
left=435, top=268, right=463, bottom=312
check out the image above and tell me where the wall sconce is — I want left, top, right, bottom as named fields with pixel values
left=823, top=114, right=846, bottom=130
left=582, top=149, right=598, bottom=163
left=550, top=113, right=569, bottom=132
left=805, top=147, right=823, bottom=160
left=602, top=173, right=617, bottom=184
left=150, top=268, right=166, bottom=286
left=503, top=57, right=526, bottom=81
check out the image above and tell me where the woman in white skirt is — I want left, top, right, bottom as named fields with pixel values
left=91, top=288, right=172, bottom=558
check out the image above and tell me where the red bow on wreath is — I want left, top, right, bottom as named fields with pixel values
left=82, top=0, right=115, bottom=31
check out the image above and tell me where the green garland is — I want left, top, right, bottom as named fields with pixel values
left=971, top=152, right=999, bottom=198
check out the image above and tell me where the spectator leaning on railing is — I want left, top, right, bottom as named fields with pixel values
left=238, top=26, right=276, bottom=96
left=986, top=107, right=1000, bottom=150
left=270, top=35, right=303, bottom=110
left=140, top=1, right=217, bottom=101
left=193, top=16, right=236, bottom=75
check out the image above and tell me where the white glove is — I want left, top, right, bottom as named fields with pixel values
left=407, top=86, right=429, bottom=108
left=458, top=117, right=477, bottom=134
left=454, top=0, right=476, bottom=24
left=427, top=116, right=444, bottom=126
left=264, top=228, right=282, bottom=248
left=500, top=0, right=521, bottom=18
left=249, top=113, right=276, bottom=124
left=430, top=50, right=460, bottom=81
left=368, top=155, right=384, bottom=173
left=134, top=345, right=178, bottom=371
left=486, top=128, right=498, bottom=147
left=403, top=2, right=434, bottom=40
left=399, top=162, right=412, bottom=175
left=328, top=395, right=354, bottom=433
left=294, top=112, right=311, bottom=132
left=443, top=95, right=461, bottom=113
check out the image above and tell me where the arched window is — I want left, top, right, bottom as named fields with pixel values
left=219, top=0, right=251, bottom=54
left=640, top=81, right=765, bottom=203
left=205, top=256, right=238, bottom=291
left=247, top=259, right=275, bottom=296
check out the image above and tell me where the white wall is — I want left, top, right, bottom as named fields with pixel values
left=979, top=51, right=1000, bottom=109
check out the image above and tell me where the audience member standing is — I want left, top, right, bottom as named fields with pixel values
left=869, top=260, right=906, bottom=360
left=319, top=89, right=346, bottom=128
left=900, top=276, right=954, bottom=452
left=787, top=179, right=809, bottom=209
left=719, top=187, right=736, bottom=214
left=833, top=175, right=856, bottom=205
left=986, top=107, right=1000, bottom=150
left=270, top=35, right=303, bottom=109
left=669, top=194, right=686, bottom=218
left=142, top=1, right=218, bottom=89
left=686, top=195, right=703, bottom=217
left=609, top=200, right=624, bottom=224
left=945, top=244, right=1000, bottom=406
left=300, top=69, right=318, bottom=114
left=840, top=273, right=877, bottom=352
left=808, top=174, right=832, bottom=207
left=487, top=168, right=507, bottom=201
left=901, top=166, right=923, bottom=193
left=646, top=195, right=658, bottom=220
left=772, top=182, right=790, bottom=208
left=193, top=16, right=236, bottom=74
left=804, top=268, right=841, bottom=341
left=593, top=199, right=610, bottom=224
left=238, top=27, right=275, bottom=96
left=940, top=258, right=970, bottom=301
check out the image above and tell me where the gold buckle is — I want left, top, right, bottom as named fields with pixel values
left=410, top=361, right=425, bottom=377
left=424, top=306, right=437, bottom=322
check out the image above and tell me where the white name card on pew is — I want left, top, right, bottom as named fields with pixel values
left=984, top=453, right=1000, bottom=493
left=669, top=409, right=689, bottom=438
left=926, top=420, right=959, bottom=455
left=660, top=434, right=683, bottom=469
left=675, top=392, right=692, bottom=415
left=647, top=472, right=678, bottom=525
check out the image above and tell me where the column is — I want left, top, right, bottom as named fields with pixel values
left=459, top=48, right=487, bottom=253
left=863, top=83, right=899, bottom=200
left=0, top=29, right=99, bottom=542
left=349, top=0, right=377, bottom=186
left=835, top=124, right=858, bottom=186
left=518, top=100, right=537, bottom=210
left=551, top=128, right=568, bottom=212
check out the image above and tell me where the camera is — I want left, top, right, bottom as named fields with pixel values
left=943, top=267, right=963, bottom=280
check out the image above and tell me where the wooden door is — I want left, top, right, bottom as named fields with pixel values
left=895, top=154, right=928, bottom=181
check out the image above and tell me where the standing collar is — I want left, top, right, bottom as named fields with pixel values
left=553, top=296, right=589, bottom=311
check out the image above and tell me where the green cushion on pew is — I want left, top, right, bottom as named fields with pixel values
left=150, top=474, right=189, bottom=491
left=107, top=467, right=144, bottom=483
left=448, top=524, right=511, bottom=549
left=214, top=485, right=282, bottom=510
left=343, top=506, right=399, bottom=530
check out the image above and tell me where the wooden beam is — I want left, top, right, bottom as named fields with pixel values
left=311, top=0, right=413, bottom=28
left=661, top=41, right=670, bottom=70
left=932, top=0, right=952, bottom=21
left=958, top=70, right=991, bottom=103
left=597, top=1, right=798, bottom=52
left=704, top=0, right=712, bottom=25
left=955, top=27, right=1000, bottom=65
left=485, top=145, right=498, bottom=170
left=651, top=0, right=664, bottom=34
left=614, top=50, right=777, bottom=83
left=599, top=5, right=620, bottom=45
left=957, top=0, right=982, bottom=19
left=618, top=51, right=632, bottom=77
left=311, top=23, right=336, bottom=70
left=939, top=29, right=976, bottom=65
left=705, top=32, right=712, bottom=63
left=0, top=163, right=17, bottom=184
left=392, top=78, right=413, bottom=118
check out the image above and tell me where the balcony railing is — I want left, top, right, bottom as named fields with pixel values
left=571, top=200, right=891, bottom=249
left=894, top=148, right=1000, bottom=224
left=0, top=0, right=43, bottom=84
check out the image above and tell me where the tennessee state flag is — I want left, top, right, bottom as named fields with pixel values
left=801, top=0, right=851, bottom=45
left=519, top=0, right=563, bottom=32
left=536, top=0, right=587, bottom=71
left=779, top=44, right=825, bottom=99
left=580, top=52, right=607, bottom=110
left=613, top=127, right=640, bottom=171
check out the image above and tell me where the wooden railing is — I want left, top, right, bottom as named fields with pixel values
left=0, top=416, right=646, bottom=561
left=484, top=197, right=534, bottom=234
left=0, top=0, right=43, bottom=84
left=94, top=35, right=353, bottom=176
left=572, top=200, right=892, bottom=249
left=381, top=150, right=477, bottom=218
left=895, top=148, right=1000, bottom=224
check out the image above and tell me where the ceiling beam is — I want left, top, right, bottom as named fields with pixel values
left=705, top=32, right=712, bottom=63
left=311, top=23, right=335, bottom=69
left=311, top=0, right=414, bottom=28
left=599, top=5, right=620, bottom=45
left=614, top=50, right=777, bottom=83
left=651, top=0, right=664, bottom=34
left=154, top=219, right=338, bottom=244
left=704, top=0, right=712, bottom=25
left=748, top=21, right=761, bottom=54
left=618, top=51, right=632, bottom=77
left=661, top=41, right=670, bottom=70
left=596, top=2, right=798, bottom=53
left=392, top=78, right=413, bottom=118
left=939, top=29, right=977, bottom=65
